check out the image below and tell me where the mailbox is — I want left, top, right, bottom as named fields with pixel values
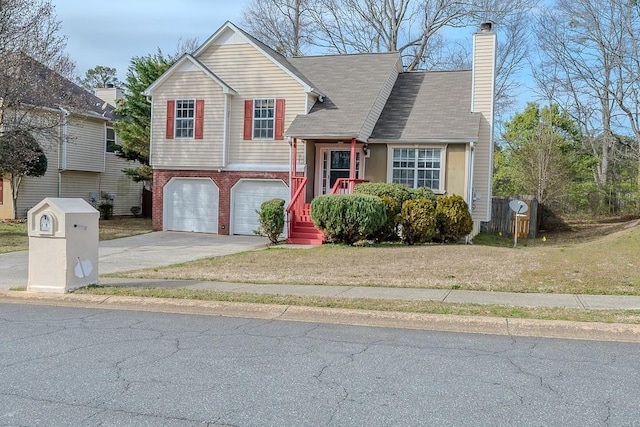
left=27, top=198, right=99, bottom=293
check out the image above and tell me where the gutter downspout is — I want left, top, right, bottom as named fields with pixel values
left=147, top=96, right=153, bottom=169
left=468, top=141, right=476, bottom=213
left=466, top=141, right=476, bottom=243
left=223, top=93, right=229, bottom=167
left=58, top=107, right=70, bottom=197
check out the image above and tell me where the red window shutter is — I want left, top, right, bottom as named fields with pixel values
left=0, top=178, right=3, bottom=205
left=275, top=98, right=285, bottom=140
left=244, top=100, right=254, bottom=140
left=166, top=100, right=175, bottom=139
left=195, top=99, right=204, bottom=139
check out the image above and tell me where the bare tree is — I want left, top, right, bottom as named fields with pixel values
left=0, top=0, right=76, bottom=138
left=534, top=0, right=640, bottom=200
left=240, top=0, right=537, bottom=121
left=242, top=0, right=315, bottom=56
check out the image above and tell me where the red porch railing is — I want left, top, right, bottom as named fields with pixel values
left=286, top=176, right=307, bottom=234
left=330, top=178, right=369, bottom=195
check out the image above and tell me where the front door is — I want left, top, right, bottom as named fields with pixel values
left=318, top=149, right=362, bottom=195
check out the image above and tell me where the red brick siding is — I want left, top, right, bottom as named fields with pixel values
left=153, top=170, right=289, bottom=235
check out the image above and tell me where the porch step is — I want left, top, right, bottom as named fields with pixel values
left=287, top=236, right=324, bottom=245
left=288, top=217, right=324, bottom=245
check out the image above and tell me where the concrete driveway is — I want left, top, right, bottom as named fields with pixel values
left=0, top=232, right=269, bottom=289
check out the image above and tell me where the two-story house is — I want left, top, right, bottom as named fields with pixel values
left=0, top=59, right=143, bottom=220
left=144, top=21, right=496, bottom=243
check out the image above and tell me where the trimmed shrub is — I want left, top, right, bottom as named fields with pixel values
left=255, top=198, right=285, bottom=244
left=311, top=194, right=386, bottom=244
left=409, top=186, right=437, bottom=202
left=353, top=183, right=413, bottom=240
left=400, top=198, right=437, bottom=245
left=98, top=202, right=113, bottom=220
left=435, top=195, right=473, bottom=242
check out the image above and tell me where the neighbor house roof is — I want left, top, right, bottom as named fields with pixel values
left=370, top=71, right=481, bottom=142
left=286, top=52, right=401, bottom=141
left=1, top=53, right=115, bottom=120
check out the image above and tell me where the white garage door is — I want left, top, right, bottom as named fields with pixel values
left=232, top=179, right=290, bottom=236
left=164, top=178, right=219, bottom=233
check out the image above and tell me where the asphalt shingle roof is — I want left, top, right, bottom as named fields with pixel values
left=286, top=52, right=401, bottom=140
left=6, top=54, right=115, bottom=120
left=370, top=71, right=481, bottom=141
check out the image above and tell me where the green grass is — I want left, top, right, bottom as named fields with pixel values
left=75, top=285, right=640, bottom=324
left=108, top=225, right=640, bottom=296
left=0, top=217, right=152, bottom=253
left=0, top=221, right=29, bottom=253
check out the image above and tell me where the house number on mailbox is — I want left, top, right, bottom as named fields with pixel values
left=39, top=214, right=51, bottom=232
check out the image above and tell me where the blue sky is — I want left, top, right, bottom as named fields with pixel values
left=52, top=0, right=248, bottom=80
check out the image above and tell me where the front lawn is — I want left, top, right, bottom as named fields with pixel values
left=111, top=220, right=640, bottom=296
left=5, top=213, right=636, bottom=297
left=0, top=217, right=152, bottom=253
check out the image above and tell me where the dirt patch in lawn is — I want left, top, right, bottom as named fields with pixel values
left=114, top=220, right=640, bottom=295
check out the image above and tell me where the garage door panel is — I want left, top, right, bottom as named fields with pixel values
left=232, top=180, right=289, bottom=236
left=164, top=178, right=218, bottom=233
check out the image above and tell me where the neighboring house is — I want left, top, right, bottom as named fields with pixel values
left=0, top=63, right=143, bottom=219
left=144, top=21, right=496, bottom=243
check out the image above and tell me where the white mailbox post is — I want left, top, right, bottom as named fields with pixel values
left=27, top=198, right=99, bottom=293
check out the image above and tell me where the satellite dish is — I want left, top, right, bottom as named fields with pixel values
left=509, top=199, right=528, bottom=214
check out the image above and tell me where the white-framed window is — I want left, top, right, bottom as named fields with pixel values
left=389, top=147, right=444, bottom=192
left=175, top=100, right=195, bottom=138
left=253, top=98, right=275, bottom=139
left=105, top=127, right=116, bottom=153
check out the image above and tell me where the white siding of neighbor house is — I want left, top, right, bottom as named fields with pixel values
left=65, top=117, right=107, bottom=172
left=102, top=154, right=143, bottom=215
left=13, top=113, right=63, bottom=218
left=359, top=57, right=402, bottom=141
left=5, top=110, right=143, bottom=219
left=151, top=69, right=225, bottom=170
left=60, top=171, right=99, bottom=201
left=472, top=31, right=497, bottom=223
left=197, top=41, right=307, bottom=166
left=0, top=177, right=13, bottom=219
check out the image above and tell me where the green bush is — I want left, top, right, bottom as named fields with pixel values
left=435, top=195, right=473, bottom=242
left=409, top=186, right=437, bottom=202
left=353, top=183, right=414, bottom=240
left=98, top=202, right=113, bottom=220
left=311, top=194, right=386, bottom=244
left=400, top=198, right=437, bottom=245
left=255, top=198, right=285, bottom=244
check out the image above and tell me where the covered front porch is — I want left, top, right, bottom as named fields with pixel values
left=286, top=137, right=368, bottom=244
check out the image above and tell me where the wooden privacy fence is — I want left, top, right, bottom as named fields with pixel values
left=487, top=196, right=539, bottom=238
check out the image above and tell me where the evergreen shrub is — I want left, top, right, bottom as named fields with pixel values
left=255, top=198, right=285, bottom=244
left=400, top=198, right=437, bottom=245
left=435, top=195, right=473, bottom=242
left=311, top=194, right=386, bottom=244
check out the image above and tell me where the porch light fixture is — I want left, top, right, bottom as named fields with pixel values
left=363, top=144, right=369, bottom=156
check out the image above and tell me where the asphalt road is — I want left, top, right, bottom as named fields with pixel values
left=1, top=303, right=639, bottom=426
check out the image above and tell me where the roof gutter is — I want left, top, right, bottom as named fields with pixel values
left=368, top=137, right=478, bottom=144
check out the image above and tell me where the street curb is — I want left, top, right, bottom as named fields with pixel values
left=1, top=290, right=639, bottom=343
